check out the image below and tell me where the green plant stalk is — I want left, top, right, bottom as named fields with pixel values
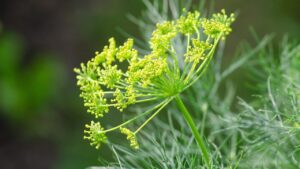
left=175, top=95, right=211, bottom=168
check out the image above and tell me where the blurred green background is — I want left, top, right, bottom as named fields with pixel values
left=0, top=0, right=299, bottom=168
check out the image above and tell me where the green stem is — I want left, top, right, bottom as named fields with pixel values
left=101, top=100, right=168, bottom=133
left=183, top=36, right=221, bottom=91
left=175, top=95, right=211, bottom=168
left=134, top=98, right=172, bottom=134
left=184, top=62, right=197, bottom=84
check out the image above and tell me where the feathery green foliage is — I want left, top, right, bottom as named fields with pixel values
left=230, top=37, right=300, bottom=168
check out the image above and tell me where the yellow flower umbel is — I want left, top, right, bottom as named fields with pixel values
left=84, top=121, right=107, bottom=149
left=75, top=9, right=235, bottom=159
left=120, top=127, right=139, bottom=149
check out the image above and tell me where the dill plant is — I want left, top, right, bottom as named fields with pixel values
left=83, top=1, right=300, bottom=168
left=105, top=3, right=273, bottom=166
left=74, top=5, right=235, bottom=168
left=104, top=30, right=273, bottom=169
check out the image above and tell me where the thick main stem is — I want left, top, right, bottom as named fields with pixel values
left=175, top=95, right=211, bottom=168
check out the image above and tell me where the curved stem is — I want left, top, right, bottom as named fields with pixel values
left=183, top=62, right=197, bottom=84
left=134, top=98, right=172, bottom=134
left=180, top=34, right=192, bottom=81
left=175, top=95, right=211, bottom=168
left=101, top=100, right=168, bottom=133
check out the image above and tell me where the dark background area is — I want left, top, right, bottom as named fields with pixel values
left=0, top=0, right=299, bottom=168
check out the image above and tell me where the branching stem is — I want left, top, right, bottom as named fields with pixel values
left=134, top=98, right=172, bottom=134
left=101, top=100, right=168, bottom=133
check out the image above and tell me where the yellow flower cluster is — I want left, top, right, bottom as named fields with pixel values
left=202, top=9, right=235, bottom=39
left=95, top=38, right=117, bottom=65
left=75, top=9, right=235, bottom=150
left=127, top=54, right=168, bottom=87
left=99, top=65, right=122, bottom=89
left=185, top=39, right=212, bottom=63
left=84, top=121, right=107, bottom=149
left=177, top=10, right=201, bottom=35
left=120, top=127, right=139, bottom=149
left=117, top=38, right=138, bottom=62
left=150, top=21, right=177, bottom=56
left=74, top=62, right=109, bottom=118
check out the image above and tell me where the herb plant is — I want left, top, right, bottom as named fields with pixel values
left=74, top=8, right=235, bottom=168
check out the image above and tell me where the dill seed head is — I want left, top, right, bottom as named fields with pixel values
left=75, top=9, right=235, bottom=150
